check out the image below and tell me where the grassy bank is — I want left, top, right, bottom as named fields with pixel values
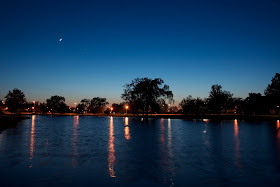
left=0, top=114, right=30, bottom=131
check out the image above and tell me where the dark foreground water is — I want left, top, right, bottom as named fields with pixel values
left=0, top=116, right=280, bottom=186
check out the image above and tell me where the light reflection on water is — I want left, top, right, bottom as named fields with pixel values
left=29, top=115, right=35, bottom=168
left=72, top=115, right=79, bottom=168
left=0, top=116, right=280, bottom=186
left=167, top=118, right=175, bottom=186
left=159, top=118, right=175, bottom=186
left=124, top=117, right=131, bottom=140
left=234, top=119, right=241, bottom=168
left=277, top=120, right=280, bottom=162
left=108, top=116, right=116, bottom=177
left=160, top=118, right=165, bottom=183
left=277, top=120, right=280, bottom=137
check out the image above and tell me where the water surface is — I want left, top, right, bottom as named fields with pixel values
left=0, top=116, right=280, bottom=186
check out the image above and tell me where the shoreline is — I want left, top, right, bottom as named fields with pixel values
left=0, top=114, right=30, bottom=131
left=3, top=112, right=279, bottom=121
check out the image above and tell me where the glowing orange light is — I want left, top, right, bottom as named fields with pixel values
left=125, top=117, right=129, bottom=126
left=234, top=119, right=238, bottom=136
left=124, top=117, right=130, bottom=140
left=234, top=119, right=241, bottom=168
left=203, top=119, right=209, bottom=123
left=125, top=106, right=129, bottom=114
left=275, top=120, right=280, bottom=145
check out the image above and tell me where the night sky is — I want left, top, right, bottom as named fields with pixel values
left=1, top=0, right=279, bottom=106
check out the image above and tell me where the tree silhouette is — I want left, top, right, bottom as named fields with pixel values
left=265, top=73, right=280, bottom=96
left=242, top=93, right=267, bottom=115
left=39, top=102, right=49, bottom=114
left=230, top=97, right=243, bottom=114
left=121, top=78, right=173, bottom=116
left=77, top=99, right=90, bottom=113
left=156, top=98, right=169, bottom=113
left=179, top=95, right=205, bottom=115
left=0, top=100, right=5, bottom=114
left=111, top=103, right=126, bottom=114
left=5, top=88, right=26, bottom=114
left=46, top=95, right=67, bottom=113
left=88, top=97, right=109, bottom=113
left=207, top=84, right=233, bottom=115
left=264, top=73, right=280, bottom=114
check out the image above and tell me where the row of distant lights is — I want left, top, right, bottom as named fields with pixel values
left=2, top=100, right=279, bottom=109
left=1, top=100, right=129, bottom=112
left=73, top=103, right=129, bottom=111
left=3, top=101, right=278, bottom=115
left=1, top=100, right=279, bottom=111
left=110, top=106, right=129, bottom=111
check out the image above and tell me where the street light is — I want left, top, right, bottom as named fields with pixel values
left=168, top=104, right=172, bottom=114
left=125, top=106, right=129, bottom=114
left=33, top=101, right=35, bottom=113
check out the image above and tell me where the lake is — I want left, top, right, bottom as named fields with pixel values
left=0, top=116, right=280, bottom=186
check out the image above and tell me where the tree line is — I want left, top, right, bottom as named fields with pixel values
left=1, top=94, right=109, bottom=114
left=1, top=73, right=279, bottom=116
left=179, top=73, right=280, bottom=116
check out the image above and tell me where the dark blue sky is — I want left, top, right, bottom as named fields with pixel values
left=1, top=0, right=280, bottom=106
